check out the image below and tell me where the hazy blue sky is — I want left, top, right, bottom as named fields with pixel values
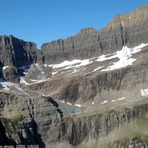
left=0, top=0, right=147, bottom=48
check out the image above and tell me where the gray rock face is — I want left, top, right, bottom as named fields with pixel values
left=0, top=91, right=148, bottom=147
left=0, top=35, right=44, bottom=82
left=41, top=6, right=148, bottom=64
left=0, top=92, right=62, bottom=147
left=0, top=35, right=38, bottom=67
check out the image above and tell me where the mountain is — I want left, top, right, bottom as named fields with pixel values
left=0, top=5, right=148, bottom=148
left=41, top=6, right=148, bottom=64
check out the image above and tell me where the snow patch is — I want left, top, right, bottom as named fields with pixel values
left=60, top=100, right=65, bottom=103
left=74, top=104, right=81, bottom=107
left=48, top=59, right=91, bottom=76
left=44, top=64, right=48, bottom=67
left=121, top=21, right=124, bottom=27
left=50, top=60, right=81, bottom=69
left=112, top=97, right=125, bottom=102
left=20, top=77, right=30, bottom=85
left=117, top=97, right=125, bottom=101
left=141, top=88, right=148, bottom=96
left=42, top=94, right=50, bottom=97
left=52, top=71, right=58, bottom=76
left=2, top=66, right=9, bottom=70
left=93, top=66, right=103, bottom=72
left=96, top=53, right=117, bottom=62
left=67, top=102, right=72, bottom=106
left=101, top=43, right=148, bottom=71
left=101, top=100, right=107, bottom=104
left=50, top=59, right=90, bottom=70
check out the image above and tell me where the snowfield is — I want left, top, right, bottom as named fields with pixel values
left=49, top=43, right=148, bottom=75
left=101, top=43, right=148, bottom=71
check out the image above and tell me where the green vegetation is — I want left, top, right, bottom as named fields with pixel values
left=134, top=103, right=148, bottom=111
left=108, top=118, right=148, bottom=148
left=109, top=135, right=148, bottom=148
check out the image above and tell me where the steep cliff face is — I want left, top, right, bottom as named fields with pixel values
left=0, top=35, right=44, bottom=82
left=41, top=27, right=99, bottom=64
left=0, top=92, right=62, bottom=147
left=0, top=91, right=148, bottom=147
left=0, top=35, right=38, bottom=67
left=41, top=6, right=148, bottom=64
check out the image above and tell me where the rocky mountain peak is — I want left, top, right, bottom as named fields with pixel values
left=77, top=27, right=97, bottom=36
left=107, top=5, right=148, bottom=29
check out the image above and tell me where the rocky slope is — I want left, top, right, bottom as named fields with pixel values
left=0, top=91, right=148, bottom=147
left=0, top=5, right=148, bottom=148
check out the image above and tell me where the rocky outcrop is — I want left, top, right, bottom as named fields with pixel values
left=27, top=62, right=148, bottom=105
left=0, top=90, right=148, bottom=147
left=0, top=35, right=40, bottom=67
left=59, top=104, right=148, bottom=146
left=2, top=66, right=20, bottom=83
left=41, top=6, right=148, bottom=64
left=0, top=35, right=44, bottom=82
left=42, top=27, right=99, bottom=64
left=0, top=92, right=63, bottom=147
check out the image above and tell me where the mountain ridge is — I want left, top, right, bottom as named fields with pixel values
left=0, top=5, right=148, bottom=147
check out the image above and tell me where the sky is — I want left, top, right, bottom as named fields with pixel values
left=0, top=0, right=147, bottom=49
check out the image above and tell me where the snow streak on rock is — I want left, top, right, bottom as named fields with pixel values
left=74, top=104, right=82, bottom=107
left=93, top=66, right=103, bottom=72
left=101, top=100, right=107, bottom=104
left=112, top=97, right=125, bottom=102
